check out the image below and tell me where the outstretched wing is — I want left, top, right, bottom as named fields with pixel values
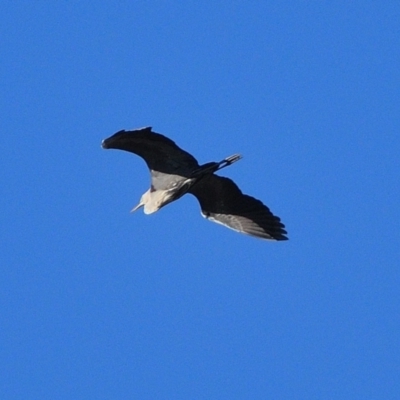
left=102, top=127, right=199, bottom=176
left=189, top=175, right=288, bottom=240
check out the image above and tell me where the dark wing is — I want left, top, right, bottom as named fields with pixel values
left=102, top=127, right=199, bottom=176
left=189, top=175, right=288, bottom=240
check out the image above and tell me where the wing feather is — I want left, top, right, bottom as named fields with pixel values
left=102, top=127, right=199, bottom=175
left=189, top=175, right=288, bottom=240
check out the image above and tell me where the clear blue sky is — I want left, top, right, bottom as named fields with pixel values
left=1, top=2, right=399, bottom=399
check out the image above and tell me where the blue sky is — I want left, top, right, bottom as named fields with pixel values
left=1, top=2, right=399, bottom=399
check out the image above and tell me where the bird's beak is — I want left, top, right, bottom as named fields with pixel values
left=130, top=202, right=143, bottom=213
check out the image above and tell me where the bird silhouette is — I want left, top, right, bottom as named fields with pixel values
left=102, top=127, right=288, bottom=241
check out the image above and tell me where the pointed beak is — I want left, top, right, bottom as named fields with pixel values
left=130, top=202, right=143, bottom=213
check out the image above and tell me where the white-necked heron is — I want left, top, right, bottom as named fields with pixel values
left=102, top=127, right=288, bottom=241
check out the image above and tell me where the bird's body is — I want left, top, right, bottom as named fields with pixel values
left=102, top=127, right=288, bottom=241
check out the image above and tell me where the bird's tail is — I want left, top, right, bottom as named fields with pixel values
left=217, top=154, right=242, bottom=170
left=192, top=154, right=242, bottom=177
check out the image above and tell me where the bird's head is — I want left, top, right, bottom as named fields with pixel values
left=131, top=190, right=160, bottom=215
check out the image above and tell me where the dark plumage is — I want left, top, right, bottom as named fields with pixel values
left=102, top=127, right=288, bottom=241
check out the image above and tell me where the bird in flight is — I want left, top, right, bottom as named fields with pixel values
left=102, top=127, right=288, bottom=241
